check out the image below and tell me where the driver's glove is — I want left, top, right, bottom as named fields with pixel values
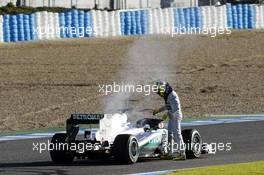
left=153, top=108, right=160, bottom=115
left=162, top=114, right=169, bottom=121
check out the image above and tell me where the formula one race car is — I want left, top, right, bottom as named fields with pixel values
left=50, top=113, right=205, bottom=164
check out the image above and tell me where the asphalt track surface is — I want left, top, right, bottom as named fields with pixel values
left=0, top=121, right=263, bottom=175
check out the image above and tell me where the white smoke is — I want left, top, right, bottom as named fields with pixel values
left=102, top=37, right=178, bottom=120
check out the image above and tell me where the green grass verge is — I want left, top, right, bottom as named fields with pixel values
left=168, top=161, right=264, bottom=175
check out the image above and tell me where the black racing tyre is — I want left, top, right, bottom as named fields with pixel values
left=182, top=129, right=202, bottom=159
left=50, top=133, right=74, bottom=164
left=113, top=134, right=139, bottom=164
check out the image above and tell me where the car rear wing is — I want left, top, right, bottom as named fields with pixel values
left=66, top=114, right=107, bottom=141
left=68, top=114, right=105, bottom=125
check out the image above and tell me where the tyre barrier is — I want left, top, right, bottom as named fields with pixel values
left=120, top=9, right=149, bottom=36
left=0, top=15, right=3, bottom=42
left=174, top=7, right=203, bottom=32
left=92, top=10, right=121, bottom=37
left=200, top=5, right=227, bottom=30
left=2, top=13, right=37, bottom=42
left=226, top=3, right=256, bottom=29
left=59, top=10, right=93, bottom=38
left=256, top=4, right=264, bottom=28
left=36, top=11, right=60, bottom=40
left=0, top=4, right=263, bottom=43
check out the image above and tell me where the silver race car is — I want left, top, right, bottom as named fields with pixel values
left=50, top=113, right=205, bottom=164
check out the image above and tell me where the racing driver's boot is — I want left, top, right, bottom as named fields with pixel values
left=173, top=153, right=186, bottom=161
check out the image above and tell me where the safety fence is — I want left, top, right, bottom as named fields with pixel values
left=0, top=16, right=3, bottom=42
left=0, top=4, right=264, bottom=43
left=1, top=13, right=36, bottom=42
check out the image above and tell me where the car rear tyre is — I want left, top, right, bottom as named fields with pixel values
left=113, top=134, right=139, bottom=164
left=50, top=133, right=74, bottom=164
left=182, top=129, right=202, bottom=159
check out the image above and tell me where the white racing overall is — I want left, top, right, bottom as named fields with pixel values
left=165, top=91, right=185, bottom=155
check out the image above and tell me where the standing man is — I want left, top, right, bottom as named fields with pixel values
left=153, top=80, right=186, bottom=160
